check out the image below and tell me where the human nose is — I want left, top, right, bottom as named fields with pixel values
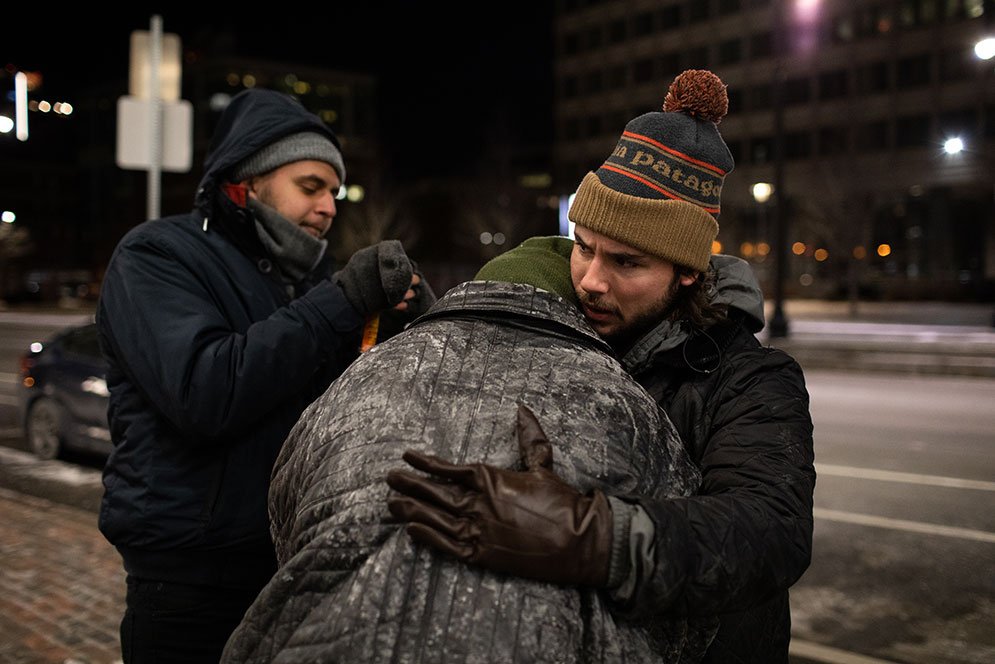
left=577, top=256, right=609, bottom=294
left=316, top=191, right=337, bottom=219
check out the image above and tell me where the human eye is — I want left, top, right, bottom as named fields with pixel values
left=574, top=239, right=591, bottom=254
left=297, top=177, right=325, bottom=195
left=615, top=255, right=643, bottom=269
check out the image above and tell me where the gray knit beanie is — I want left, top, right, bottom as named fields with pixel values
left=231, top=131, right=346, bottom=184
left=568, top=70, right=734, bottom=272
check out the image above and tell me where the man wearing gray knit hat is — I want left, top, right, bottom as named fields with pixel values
left=98, top=88, right=432, bottom=663
left=390, top=71, right=814, bottom=663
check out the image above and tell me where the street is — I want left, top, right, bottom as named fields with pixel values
left=790, top=371, right=995, bottom=664
left=1, top=311, right=994, bottom=663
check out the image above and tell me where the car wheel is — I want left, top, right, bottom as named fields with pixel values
left=27, top=398, right=64, bottom=460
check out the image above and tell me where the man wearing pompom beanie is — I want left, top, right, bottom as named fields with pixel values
left=97, top=89, right=432, bottom=663
left=390, top=71, right=814, bottom=663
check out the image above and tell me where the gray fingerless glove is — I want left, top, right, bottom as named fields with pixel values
left=333, top=240, right=414, bottom=317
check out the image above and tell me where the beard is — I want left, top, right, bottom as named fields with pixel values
left=576, top=278, right=681, bottom=353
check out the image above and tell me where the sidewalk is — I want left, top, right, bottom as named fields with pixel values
left=761, top=300, right=995, bottom=377
left=0, top=485, right=123, bottom=664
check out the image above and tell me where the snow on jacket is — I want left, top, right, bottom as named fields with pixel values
left=613, top=255, right=815, bottom=663
left=97, top=89, right=365, bottom=587
left=222, top=281, right=714, bottom=664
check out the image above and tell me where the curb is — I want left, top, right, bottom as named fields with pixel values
left=771, top=341, right=995, bottom=378
left=0, top=447, right=103, bottom=513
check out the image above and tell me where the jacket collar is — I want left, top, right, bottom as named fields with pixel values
left=413, top=281, right=613, bottom=356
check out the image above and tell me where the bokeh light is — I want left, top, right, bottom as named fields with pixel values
left=975, top=37, right=995, bottom=60
left=751, top=182, right=773, bottom=203
left=346, top=185, right=365, bottom=203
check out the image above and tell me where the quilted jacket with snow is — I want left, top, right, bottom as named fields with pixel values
left=222, top=281, right=713, bottom=664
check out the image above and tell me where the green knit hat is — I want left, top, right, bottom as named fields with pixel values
left=568, top=70, right=734, bottom=272
left=475, top=237, right=578, bottom=305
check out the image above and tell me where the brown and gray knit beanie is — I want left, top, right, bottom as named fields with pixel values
left=568, top=70, right=733, bottom=272
left=231, top=131, right=346, bottom=184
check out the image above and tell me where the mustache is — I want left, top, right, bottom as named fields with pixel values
left=576, top=290, right=621, bottom=317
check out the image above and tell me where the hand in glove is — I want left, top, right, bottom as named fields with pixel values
left=333, top=240, right=416, bottom=317
left=386, top=404, right=613, bottom=587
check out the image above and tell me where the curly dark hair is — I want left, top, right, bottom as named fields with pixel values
left=664, top=265, right=729, bottom=330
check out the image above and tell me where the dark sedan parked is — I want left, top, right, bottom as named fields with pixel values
left=18, top=322, right=111, bottom=459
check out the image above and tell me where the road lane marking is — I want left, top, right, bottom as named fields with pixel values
left=814, top=508, right=995, bottom=543
left=0, top=395, right=19, bottom=407
left=817, top=463, right=995, bottom=492
left=0, top=372, right=18, bottom=385
left=789, top=639, right=899, bottom=664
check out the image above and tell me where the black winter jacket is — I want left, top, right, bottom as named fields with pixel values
left=97, top=90, right=365, bottom=588
left=222, top=282, right=714, bottom=663
left=614, top=255, right=815, bottom=663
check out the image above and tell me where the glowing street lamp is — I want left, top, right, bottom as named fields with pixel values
left=944, top=137, right=964, bottom=154
left=752, top=182, right=774, bottom=203
left=975, top=37, right=995, bottom=61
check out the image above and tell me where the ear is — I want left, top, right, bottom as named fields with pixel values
left=678, top=271, right=698, bottom=287
left=243, top=178, right=259, bottom=200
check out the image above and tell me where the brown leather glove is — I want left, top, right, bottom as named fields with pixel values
left=386, top=404, right=613, bottom=587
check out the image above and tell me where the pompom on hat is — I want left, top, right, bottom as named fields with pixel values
left=568, top=70, right=734, bottom=272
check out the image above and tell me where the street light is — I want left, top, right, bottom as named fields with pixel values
left=973, top=36, right=995, bottom=327
left=944, top=137, right=965, bottom=154
left=766, top=0, right=824, bottom=338
left=975, top=37, right=995, bottom=61
left=752, top=182, right=774, bottom=204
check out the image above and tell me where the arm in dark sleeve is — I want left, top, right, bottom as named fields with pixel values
left=608, top=351, right=815, bottom=617
left=98, top=231, right=364, bottom=440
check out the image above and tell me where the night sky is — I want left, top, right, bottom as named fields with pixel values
left=5, top=6, right=555, bottom=179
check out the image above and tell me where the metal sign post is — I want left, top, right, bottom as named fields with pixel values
left=115, top=15, right=192, bottom=222
left=147, top=15, right=163, bottom=222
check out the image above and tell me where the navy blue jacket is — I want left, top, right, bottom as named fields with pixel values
left=97, top=90, right=364, bottom=588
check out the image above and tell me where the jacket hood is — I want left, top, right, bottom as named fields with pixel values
left=195, top=89, right=340, bottom=213
left=709, top=254, right=765, bottom=332
left=621, top=254, right=765, bottom=373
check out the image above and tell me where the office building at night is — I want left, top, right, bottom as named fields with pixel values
left=554, top=0, right=994, bottom=298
